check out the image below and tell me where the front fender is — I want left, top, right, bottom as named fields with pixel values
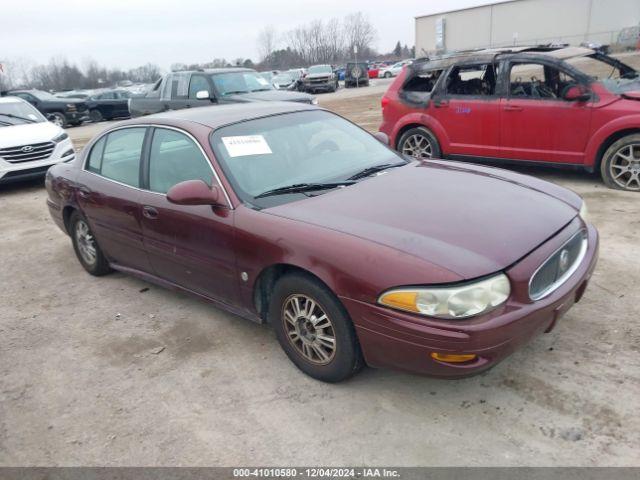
left=585, top=114, right=640, bottom=167
left=233, top=206, right=462, bottom=318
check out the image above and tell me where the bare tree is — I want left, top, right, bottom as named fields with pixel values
left=344, top=12, right=377, bottom=59
left=257, top=25, right=278, bottom=64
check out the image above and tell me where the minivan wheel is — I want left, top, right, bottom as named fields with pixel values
left=269, top=273, right=363, bottom=382
left=89, top=109, right=103, bottom=123
left=601, top=134, right=640, bottom=191
left=398, top=127, right=441, bottom=159
left=50, top=112, right=66, bottom=128
left=70, top=212, right=112, bottom=276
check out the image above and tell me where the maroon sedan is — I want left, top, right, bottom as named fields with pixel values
left=45, top=102, right=598, bottom=382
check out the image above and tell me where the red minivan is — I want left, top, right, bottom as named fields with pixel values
left=379, top=46, right=640, bottom=191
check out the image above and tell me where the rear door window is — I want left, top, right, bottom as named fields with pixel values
left=445, top=63, right=497, bottom=96
left=88, top=128, right=146, bottom=187
left=87, top=137, right=106, bottom=173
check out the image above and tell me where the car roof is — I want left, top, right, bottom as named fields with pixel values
left=122, top=102, right=320, bottom=130
left=413, top=46, right=595, bottom=70
left=173, top=67, right=254, bottom=74
left=0, top=96, right=25, bottom=104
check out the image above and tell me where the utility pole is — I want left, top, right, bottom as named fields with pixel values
left=354, top=45, right=359, bottom=88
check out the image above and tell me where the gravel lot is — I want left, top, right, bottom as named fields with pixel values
left=1, top=72, right=639, bottom=467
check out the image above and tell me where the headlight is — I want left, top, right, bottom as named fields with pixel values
left=311, top=98, right=318, bottom=105
left=579, top=201, right=589, bottom=223
left=378, top=273, right=510, bottom=319
left=53, top=132, right=68, bottom=143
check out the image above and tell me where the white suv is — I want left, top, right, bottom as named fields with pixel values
left=0, top=96, right=76, bottom=184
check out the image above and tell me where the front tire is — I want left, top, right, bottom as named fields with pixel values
left=269, top=273, right=363, bottom=382
left=49, top=112, right=66, bottom=128
left=70, top=212, right=112, bottom=276
left=600, top=134, right=640, bottom=192
left=397, top=126, right=441, bottom=159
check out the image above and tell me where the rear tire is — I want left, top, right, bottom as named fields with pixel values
left=70, top=211, right=112, bottom=276
left=269, top=273, right=363, bottom=383
left=600, top=134, right=640, bottom=192
left=384, top=72, right=392, bottom=78
left=89, top=109, right=103, bottom=123
left=397, top=126, right=441, bottom=159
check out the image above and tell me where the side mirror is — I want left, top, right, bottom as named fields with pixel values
left=374, top=131, right=390, bottom=145
left=167, top=180, right=223, bottom=206
left=563, top=85, right=591, bottom=102
left=195, top=90, right=210, bottom=100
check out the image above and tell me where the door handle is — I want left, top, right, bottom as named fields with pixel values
left=142, top=205, right=159, bottom=219
left=504, top=105, right=523, bottom=112
left=434, top=99, right=449, bottom=108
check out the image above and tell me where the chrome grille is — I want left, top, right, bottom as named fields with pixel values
left=0, top=142, right=55, bottom=163
left=529, top=230, right=588, bottom=300
left=309, top=76, right=330, bottom=84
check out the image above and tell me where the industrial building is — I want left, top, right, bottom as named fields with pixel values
left=415, top=0, right=640, bottom=56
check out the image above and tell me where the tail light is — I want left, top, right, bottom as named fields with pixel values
left=381, top=96, right=390, bottom=109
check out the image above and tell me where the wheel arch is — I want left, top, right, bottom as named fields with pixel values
left=252, top=263, right=338, bottom=323
left=593, top=127, right=640, bottom=172
left=392, top=115, right=448, bottom=153
left=62, top=205, right=77, bottom=235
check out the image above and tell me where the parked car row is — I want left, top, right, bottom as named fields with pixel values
left=262, top=59, right=412, bottom=95
left=128, top=68, right=316, bottom=118
left=10, top=44, right=630, bottom=383
left=2, top=87, right=136, bottom=127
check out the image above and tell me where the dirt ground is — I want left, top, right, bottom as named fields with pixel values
left=1, top=64, right=640, bottom=467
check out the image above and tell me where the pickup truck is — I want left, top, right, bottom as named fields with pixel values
left=129, top=68, right=317, bottom=117
left=5, top=89, right=89, bottom=127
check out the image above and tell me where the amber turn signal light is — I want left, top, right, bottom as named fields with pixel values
left=430, top=352, right=477, bottom=363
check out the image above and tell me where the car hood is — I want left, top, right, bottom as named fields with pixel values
left=306, top=73, right=331, bottom=79
left=621, top=90, right=640, bottom=101
left=265, top=161, right=580, bottom=280
left=0, top=121, right=62, bottom=148
left=224, top=90, right=314, bottom=103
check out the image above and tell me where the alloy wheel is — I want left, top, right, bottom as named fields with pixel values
left=51, top=114, right=65, bottom=128
left=610, top=143, right=640, bottom=191
left=282, top=294, right=336, bottom=365
left=402, top=134, right=433, bottom=159
left=75, top=220, right=97, bottom=266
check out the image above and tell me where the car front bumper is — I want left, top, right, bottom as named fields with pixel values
left=0, top=138, right=76, bottom=184
left=304, top=83, right=335, bottom=91
left=342, top=221, right=599, bottom=378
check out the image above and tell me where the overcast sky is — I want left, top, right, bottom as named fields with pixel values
left=2, top=0, right=506, bottom=70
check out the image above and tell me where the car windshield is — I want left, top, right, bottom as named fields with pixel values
left=0, top=101, right=46, bottom=126
left=565, top=54, right=639, bottom=93
left=211, top=71, right=274, bottom=96
left=29, top=90, right=59, bottom=101
left=210, top=110, right=405, bottom=208
left=308, top=65, right=332, bottom=74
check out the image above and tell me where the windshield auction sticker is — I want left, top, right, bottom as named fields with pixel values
left=222, top=135, right=273, bottom=157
